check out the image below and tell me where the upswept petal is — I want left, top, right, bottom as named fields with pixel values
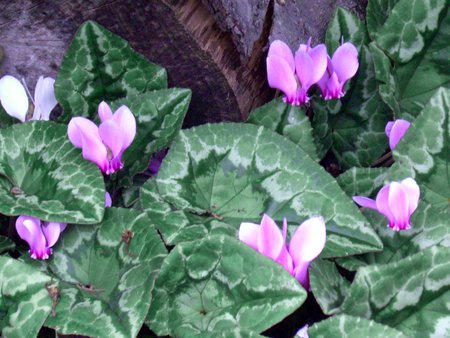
left=0, top=75, right=29, bottom=122
left=294, top=51, right=314, bottom=88
left=276, top=246, right=294, bottom=274
left=385, top=121, right=395, bottom=138
left=15, top=216, right=47, bottom=259
left=80, top=128, right=109, bottom=173
left=68, top=117, right=100, bottom=148
left=267, top=55, right=298, bottom=102
left=99, top=120, right=123, bottom=157
left=400, top=178, right=420, bottom=214
left=352, top=196, right=377, bottom=210
left=105, top=191, right=112, bottom=207
left=42, top=222, right=67, bottom=248
left=388, top=182, right=410, bottom=230
left=375, top=185, right=396, bottom=227
left=33, top=76, right=57, bottom=121
left=331, top=42, right=359, bottom=83
left=293, top=261, right=311, bottom=289
left=289, top=216, right=326, bottom=266
left=111, top=105, right=136, bottom=149
left=308, top=44, right=328, bottom=84
left=238, top=222, right=260, bottom=251
left=257, top=214, right=284, bottom=260
left=98, top=101, right=113, bottom=122
left=388, top=119, right=411, bottom=150
left=268, top=40, right=295, bottom=72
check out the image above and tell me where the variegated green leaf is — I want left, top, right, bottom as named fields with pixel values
left=246, top=98, right=318, bottom=161
left=0, top=105, right=15, bottom=129
left=110, top=88, right=191, bottom=185
left=340, top=247, right=450, bottom=338
left=309, top=259, right=350, bottom=315
left=391, top=87, right=449, bottom=209
left=0, top=256, right=55, bottom=338
left=309, top=314, right=408, bottom=338
left=312, top=10, right=392, bottom=169
left=0, top=121, right=105, bottom=223
left=146, top=235, right=306, bottom=336
left=142, top=123, right=382, bottom=257
left=375, top=3, right=449, bottom=117
left=0, top=235, right=14, bottom=254
left=337, top=167, right=390, bottom=197
left=366, top=0, right=401, bottom=40
left=55, top=21, right=167, bottom=122
left=44, top=208, right=167, bottom=338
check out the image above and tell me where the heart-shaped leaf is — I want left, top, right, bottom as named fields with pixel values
left=366, top=0, right=401, bottom=40
left=373, top=2, right=449, bottom=118
left=340, top=247, right=450, bottom=338
left=309, top=259, right=350, bottom=315
left=246, top=98, right=318, bottom=161
left=110, top=88, right=191, bottom=184
left=146, top=234, right=306, bottom=336
left=308, top=314, right=409, bottom=338
left=141, top=123, right=382, bottom=257
left=55, top=21, right=167, bottom=122
left=44, top=208, right=167, bottom=338
left=337, top=167, right=390, bottom=197
left=0, top=121, right=105, bottom=223
left=0, top=256, right=55, bottom=338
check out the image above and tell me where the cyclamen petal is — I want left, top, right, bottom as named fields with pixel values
left=268, top=40, right=295, bottom=71
left=257, top=214, right=284, bottom=260
left=385, top=119, right=411, bottom=150
left=289, top=216, right=326, bottom=266
left=353, top=178, right=420, bottom=231
left=0, top=75, right=29, bottom=122
left=98, top=101, right=113, bottom=122
left=33, top=76, right=57, bottom=121
left=267, top=55, right=298, bottom=103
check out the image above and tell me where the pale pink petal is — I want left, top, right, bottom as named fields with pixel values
left=388, top=182, right=410, bottom=230
left=293, top=261, right=311, bottom=289
left=375, top=185, right=396, bottom=228
left=33, top=76, right=57, bottom=121
left=388, top=119, right=411, bottom=150
left=257, top=214, right=284, bottom=260
left=268, top=40, right=295, bottom=72
left=400, top=178, right=420, bottom=215
left=289, top=216, right=326, bottom=267
left=267, top=55, right=298, bottom=103
left=385, top=121, right=395, bottom=138
left=99, top=120, right=123, bottom=158
left=15, top=216, right=47, bottom=259
left=282, top=218, right=288, bottom=241
left=42, top=222, right=66, bottom=248
left=68, top=117, right=100, bottom=149
left=111, top=105, right=136, bottom=149
left=238, top=222, right=260, bottom=250
left=0, top=75, right=28, bottom=122
left=276, top=246, right=294, bottom=274
left=80, top=128, right=109, bottom=173
left=294, top=51, right=314, bottom=89
left=98, top=101, right=113, bottom=122
left=352, top=196, right=377, bottom=210
left=308, top=44, right=328, bottom=84
left=331, top=42, right=359, bottom=83
left=105, top=191, right=112, bottom=207
left=325, top=72, right=341, bottom=99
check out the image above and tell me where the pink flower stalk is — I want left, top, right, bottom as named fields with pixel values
left=16, top=215, right=67, bottom=260
left=385, top=119, right=411, bottom=150
left=239, top=214, right=326, bottom=289
left=267, top=39, right=327, bottom=105
left=68, top=102, right=136, bottom=175
left=317, top=42, right=359, bottom=100
left=353, top=178, right=420, bottom=231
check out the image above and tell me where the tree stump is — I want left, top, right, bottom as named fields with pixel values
left=0, top=0, right=366, bottom=126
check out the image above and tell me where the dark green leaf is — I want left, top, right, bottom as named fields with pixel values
left=146, top=235, right=306, bottom=336
left=0, top=235, right=15, bottom=254
left=0, top=121, right=105, bottom=223
left=55, top=21, right=167, bottom=122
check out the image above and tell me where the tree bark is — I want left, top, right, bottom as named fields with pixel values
left=0, top=0, right=366, bottom=126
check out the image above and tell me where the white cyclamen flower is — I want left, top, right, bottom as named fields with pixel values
left=0, top=75, right=57, bottom=122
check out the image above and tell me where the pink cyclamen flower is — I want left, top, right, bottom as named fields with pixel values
left=385, top=119, right=411, bottom=150
left=317, top=42, right=359, bottom=100
left=16, top=215, right=67, bottom=260
left=68, top=101, right=136, bottom=175
left=267, top=39, right=327, bottom=105
left=239, top=214, right=326, bottom=289
left=353, top=178, right=420, bottom=231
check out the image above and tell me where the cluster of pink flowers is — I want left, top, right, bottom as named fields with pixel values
left=266, top=38, right=359, bottom=105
